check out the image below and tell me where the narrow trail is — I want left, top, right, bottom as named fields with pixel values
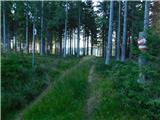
left=85, top=65, right=96, bottom=120
left=15, top=56, right=92, bottom=120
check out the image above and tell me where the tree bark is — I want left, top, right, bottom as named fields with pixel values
left=116, top=1, right=121, bottom=61
left=64, top=1, right=68, bottom=57
left=25, top=1, right=29, bottom=53
left=40, top=0, right=45, bottom=55
left=32, top=20, right=36, bottom=67
left=77, top=2, right=80, bottom=57
left=59, top=32, right=62, bottom=55
left=14, top=21, right=17, bottom=52
left=3, top=1, right=6, bottom=52
left=121, top=0, right=128, bottom=62
left=87, top=35, right=89, bottom=55
left=144, top=0, right=150, bottom=32
left=49, top=33, right=53, bottom=55
left=105, top=1, right=114, bottom=64
left=83, top=33, right=86, bottom=56
left=138, top=0, right=150, bottom=83
left=91, top=35, right=93, bottom=55
left=74, top=30, right=77, bottom=55
left=70, top=30, right=72, bottom=55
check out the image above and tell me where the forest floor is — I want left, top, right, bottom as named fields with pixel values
left=2, top=54, right=160, bottom=120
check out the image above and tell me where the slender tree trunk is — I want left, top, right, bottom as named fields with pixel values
left=102, top=2, right=107, bottom=58
left=77, top=3, right=80, bottom=57
left=116, top=1, right=121, bottom=61
left=129, top=33, right=132, bottom=59
left=83, top=34, right=86, bottom=56
left=14, top=22, right=17, bottom=51
left=91, top=35, right=93, bottom=55
left=40, top=0, right=45, bottom=55
left=7, top=23, right=10, bottom=51
left=49, top=33, right=53, bottom=55
left=105, top=1, right=114, bottom=64
left=67, top=30, right=70, bottom=55
left=25, top=1, right=29, bottom=53
left=144, top=0, right=150, bottom=32
left=72, top=30, right=74, bottom=55
left=20, top=40, right=22, bottom=52
left=74, top=30, right=77, bottom=55
left=55, top=41, right=57, bottom=55
left=32, top=20, right=36, bottom=67
left=59, top=32, right=62, bottom=55
left=102, top=29, right=106, bottom=58
left=87, top=35, right=89, bottom=55
left=3, top=1, right=6, bottom=52
left=129, top=3, right=134, bottom=59
left=70, top=30, right=72, bottom=55
left=121, top=0, right=128, bottom=62
left=46, top=30, right=51, bottom=55
left=46, top=30, right=49, bottom=55
left=64, top=1, right=68, bottom=57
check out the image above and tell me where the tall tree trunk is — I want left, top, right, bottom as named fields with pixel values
left=138, top=0, right=150, bottom=83
left=46, top=30, right=51, bottom=55
left=102, top=29, right=106, bottom=58
left=83, top=33, right=86, bottom=56
left=91, top=35, right=93, bottom=55
left=7, top=22, right=10, bottom=51
left=74, top=30, right=77, bottom=55
left=20, top=39, right=22, bottom=52
left=87, top=35, right=89, bottom=55
left=72, top=30, right=74, bottom=55
left=3, top=1, right=6, bottom=52
left=49, top=33, right=53, bottom=55
left=25, top=1, right=29, bottom=54
left=144, top=0, right=150, bottom=32
left=105, top=1, right=114, bottom=64
left=40, top=0, right=45, bottom=55
left=121, top=0, right=128, bottom=62
left=70, top=30, right=72, bottom=55
left=64, top=1, right=68, bottom=57
left=59, top=32, right=62, bottom=55
left=14, top=21, right=17, bottom=52
left=77, top=2, right=80, bottom=57
left=32, top=20, right=36, bottom=67
left=129, top=34, right=132, bottom=59
left=116, top=1, right=121, bottom=61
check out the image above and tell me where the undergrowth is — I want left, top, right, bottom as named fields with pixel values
left=94, top=58, right=160, bottom=120
left=1, top=53, right=79, bottom=120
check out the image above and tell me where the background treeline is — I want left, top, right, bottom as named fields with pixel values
left=1, top=1, right=160, bottom=59
left=1, top=1, right=97, bottom=56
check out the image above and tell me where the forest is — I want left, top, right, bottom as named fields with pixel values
left=1, top=0, right=160, bottom=120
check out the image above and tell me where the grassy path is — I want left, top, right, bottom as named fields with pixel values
left=17, top=56, right=92, bottom=120
left=85, top=65, right=95, bottom=120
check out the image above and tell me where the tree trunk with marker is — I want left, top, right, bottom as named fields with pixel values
left=138, top=0, right=150, bottom=83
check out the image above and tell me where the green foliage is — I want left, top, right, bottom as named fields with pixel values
left=147, top=29, right=160, bottom=57
left=94, top=58, right=160, bottom=120
left=1, top=53, right=79, bottom=120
